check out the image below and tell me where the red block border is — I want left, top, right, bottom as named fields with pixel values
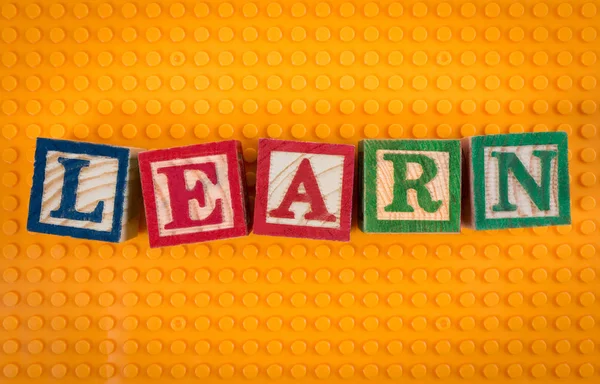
left=253, top=139, right=355, bottom=241
left=139, top=141, right=248, bottom=248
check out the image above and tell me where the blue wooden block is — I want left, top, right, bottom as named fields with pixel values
left=27, top=138, right=143, bottom=242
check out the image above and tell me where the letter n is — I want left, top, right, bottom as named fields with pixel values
left=491, top=150, right=557, bottom=212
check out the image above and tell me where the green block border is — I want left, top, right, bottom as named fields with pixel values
left=471, top=132, right=571, bottom=230
left=360, top=139, right=462, bottom=233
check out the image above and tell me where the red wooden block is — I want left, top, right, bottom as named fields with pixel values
left=253, top=139, right=355, bottom=241
left=138, top=141, right=249, bottom=248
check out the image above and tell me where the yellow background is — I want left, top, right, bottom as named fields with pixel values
left=1, top=0, right=599, bottom=382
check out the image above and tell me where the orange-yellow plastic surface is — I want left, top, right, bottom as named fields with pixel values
left=1, top=1, right=599, bottom=382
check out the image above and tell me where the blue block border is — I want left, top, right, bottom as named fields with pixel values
left=27, top=138, right=129, bottom=242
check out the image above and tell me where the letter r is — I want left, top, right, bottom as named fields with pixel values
left=383, top=153, right=442, bottom=213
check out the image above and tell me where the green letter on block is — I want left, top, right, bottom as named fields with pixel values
left=466, top=132, right=571, bottom=230
left=359, top=139, right=462, bottom=233
left=383, top=153, right=442, bottom=213
left=491, top=150, right=557, bottom=212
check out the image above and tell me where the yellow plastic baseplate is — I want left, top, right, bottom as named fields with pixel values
left=1, top=1, right=599, bottom=382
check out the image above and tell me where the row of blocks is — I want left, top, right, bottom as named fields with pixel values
left=27, top=133, right=571, bottom=247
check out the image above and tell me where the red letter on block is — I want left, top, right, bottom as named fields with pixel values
left=253, top=139, right=355, bottom=241
left=156, top=162, right=223, bottom=229
left=268, top=158, right=336, bottom=222
left=139, top=141, right=249, bottom=247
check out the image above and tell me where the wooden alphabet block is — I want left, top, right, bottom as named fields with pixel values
left=253, top=139, right=355, bottom=241
left=359, top=139, right=461, bottom=233
left=138, top=141, right=249, bottom=247
left=27, top=138, right=143, bottom=242
left=462, top=132, right=571, bottom=230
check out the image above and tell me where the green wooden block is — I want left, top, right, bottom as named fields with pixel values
left=359, top=139, right=462, bottom=233
left=463, top=132, right=571, bottom=230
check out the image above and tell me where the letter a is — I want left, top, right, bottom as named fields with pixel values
left=383, top=153, right=442, bottom=213
left=269, top=158, right=336, bottom=222
left=50, top=157, right=105, bottom=223
left=157, top=162, right=223, bottom=229
left=491, top=150, right=557, bottom=212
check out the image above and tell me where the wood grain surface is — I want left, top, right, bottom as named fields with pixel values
left=254, top=139, right=355, bottom=241
left=376, top=150, right=450, bottom=221
left=464, top=132, right=570, bottom=230
left=150, top=154, right=235, bottom=237
left=266, top=151, right=345, bottom=228
left=138, top=141, right=249, bottom=247
left=483, top=144, right=559, bottom=219
left=29, top=138, right=142, bottom=242
left=360, top=139, right=461, bottom=233
left=39, top=151, right=120, bottom=232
